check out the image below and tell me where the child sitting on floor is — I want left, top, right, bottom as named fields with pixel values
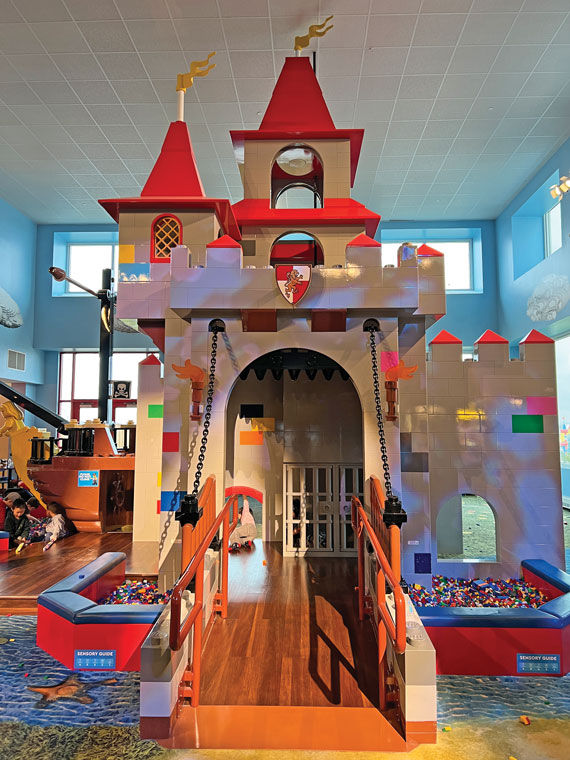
left=4, top=498, right=31, bottom=549
left=43, top=503, right=77, bottom=551
left=229, top=498, right=257, bottom=551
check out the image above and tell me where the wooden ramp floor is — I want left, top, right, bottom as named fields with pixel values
left=200, top=542, right=379, bottom=708
left=163, top=542, right=412, bottom=752
left=0, top=533, right=158, bottom=613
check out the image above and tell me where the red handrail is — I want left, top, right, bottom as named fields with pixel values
left=169, top=484, right=239, bottom=708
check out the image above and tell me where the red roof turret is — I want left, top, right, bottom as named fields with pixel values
left=417, top=244, right=444, bottom=257
left=207, top=234, right=241, bottom=249
left=520, top=329, right=554, bottom=344
left=429, top=330, right=462, bottom=345
left=475, top=329, right=508, bottom=344
left=346, top=233, right=381, bottom=247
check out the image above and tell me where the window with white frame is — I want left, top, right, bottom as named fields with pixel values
left=544, top=202, right=562, bottom=258
left=381, top=240, right=473, bottom=291
left=59, top=351, right=159, bottom=424
left=67, top=244, right=119, bottom=293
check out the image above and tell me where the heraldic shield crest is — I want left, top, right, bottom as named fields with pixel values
left=275, top=265, right=311, bottom=305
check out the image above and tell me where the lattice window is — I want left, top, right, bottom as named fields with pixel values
left=152, top=215, right=182, bottom=261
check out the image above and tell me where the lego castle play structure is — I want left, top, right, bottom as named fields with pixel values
left=99, top=54, right=564, bottom=590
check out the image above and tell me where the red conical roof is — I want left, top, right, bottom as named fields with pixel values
left=141, top=121, right=205, bottom=197
left=475, top=329, right=508, bottom=344
left=520, top=329, right=554, bottom=344
left=346, top=233, right=381, bottom=247
left=260, top=57, right=335, bottom=131
left=429, top=330, right=462, bottom=345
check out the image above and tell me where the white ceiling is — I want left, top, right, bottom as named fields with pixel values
left=0, top=0, right=568, bottom=224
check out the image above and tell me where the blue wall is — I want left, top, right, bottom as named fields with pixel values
left=0, top=197, right=43, bottom=385
left=496, top=137, right=570, bottom=343
left=35, top=224, right=152, bottom=353
left=380, top=220, right=498, bottom=347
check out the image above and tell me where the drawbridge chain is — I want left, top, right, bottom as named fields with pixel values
left=364, top=320, right=407, bottom=529
left=176, top=319, right=225, bottom=528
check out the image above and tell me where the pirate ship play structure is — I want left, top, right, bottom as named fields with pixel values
left=17, top=21, right=568, bottom=753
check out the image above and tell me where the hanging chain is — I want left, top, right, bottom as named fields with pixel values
left=365, top=322, right=407, bottom=528
left=368, top=328, right=393, bottom=498
left=176, top=322, right=224, bottom=527
left=191, top=329, right=218, bottom=496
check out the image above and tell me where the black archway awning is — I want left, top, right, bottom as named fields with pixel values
left=239, top=349, right=349, bottom=382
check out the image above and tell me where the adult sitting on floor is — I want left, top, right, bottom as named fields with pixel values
left=229, top=498, right=257, bottom=551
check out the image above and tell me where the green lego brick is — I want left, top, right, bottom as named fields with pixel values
left=512, top=414, right=543, bottom=433
left=147, top=404, right=164, bottom=419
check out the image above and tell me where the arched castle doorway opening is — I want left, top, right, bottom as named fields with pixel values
left=224, top=348, right=363, bottom=556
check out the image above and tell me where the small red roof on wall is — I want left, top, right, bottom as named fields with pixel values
left=142, top=121, right=205, bottom=197
left=417, top=243, right=444, bottom=257
left=140, top=354, right=161, bottom=366
left=207, top=234, right=241, bottom=248
left=520, top=329, right=554, bottom=344
left=346, top=233, right=381, bottom=247
left=429, top=330, right=462, bottom=345
left=475, top=329, right=508, bottom=344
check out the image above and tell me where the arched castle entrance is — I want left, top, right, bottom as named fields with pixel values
left=224, top=348, right=363, bottom=555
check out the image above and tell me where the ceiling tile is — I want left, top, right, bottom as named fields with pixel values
left=167, top=0, right=220, bottom=18
left=423, top=119, right=462, bottom=138
left=439, top=73, right=485, bottom=98
left=469, top=96, right=514, bottom=119
left=361, top=47, right=408, bottom=76
left=111, top=79, right=159, bottom=104
left=78, top=21, right=135, bottom=53
left=115, top=0, right=170, bottom=19
left=392, top=99, right=434, bottom=120
left=366, top=15, right=417, bottom=47
left=318, top=76, right=360, bottom=102
left=412, top=13, right=466, bottom=46
left=71, top=81, right=119, bottom=104
left=0, top=105, right=22, bottom=125
left=174, top=19, right=226, bottom=50
left=87, top=103, right=132, bottom=124
left=0, top=55, right=23, bottom=82
left=268, top=0, right=319, bottom=15
left=124, top=20, right=179, bottom=52
left=0, top=23, right=44, bottom=54
left=223, top=18, right=272, bottom=51
left=136, top=51, right=184, bottom=80
left=8, top=54, right=64, bottom=82
left=201, top=102, right=242, bottom=124
left=459, top=13, right=517, bottom=45
left=51, top=53, right=107, bottom=81
left=322, top=0, right=371, bottom=12
left=479, top=72, right=528, bottom=97
left=447, top=45, right=500, bottom=74
left=0, top=82, right=41, bottom=105
left=542, top=96, right=570, bottom=117
left=405, top=46, right=453, bottom=75
left=196, top=78, right=238, bottom=103
left=319, top=15, right=368, bottom=49
left=491, top=44, right=546, bottom=73
left=507, top=96, right=552, bottom=117
left=492, top=117, right=535, bottom=136
left=230, top=50, right=274, bottom=78
left=355, top=100, right=394, bottom=123
left=430, top=98, right=473, bottom=119
left=399, top=75, right=443, bottom=99
left=415, top=138, right=451, bottom=155
left=505, top=12, right=566, bottom=45
left=551, top=15, right=570, bottom=45
left=358, top=76, right=400, bottom=100
left=64, top=124, right=107, bottom=142
left=522, top=72, right=569, bottom=98
left=387, top=120, right=425, bottom=138
left=517, top=134, right=559, bottom=153
left=218, top=0, right=268, bottom=15
left=458, top=119, right=497, bottom=138
left=535, top=44, right=570, bottom=73
left=530, top=116, right=569, bottom=137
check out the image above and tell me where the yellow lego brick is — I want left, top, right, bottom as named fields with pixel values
left=251, top=417, right=275, bottom=432
left=157, top=471, right=162, bottom=487
left=119, top=244, right=135, bottom=263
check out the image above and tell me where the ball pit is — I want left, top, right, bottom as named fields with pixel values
left=410, top=575, right=548, bottom=608
left=99, top=579, right=172, bottom=606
